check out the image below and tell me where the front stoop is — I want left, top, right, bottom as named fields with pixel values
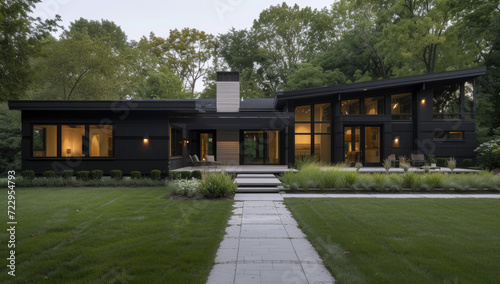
left=235, top=173, right=284, bottom=193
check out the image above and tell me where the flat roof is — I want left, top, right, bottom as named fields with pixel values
left=274, top=67, right=486, bottom=108
left=8, top=99, right=204, bottom=112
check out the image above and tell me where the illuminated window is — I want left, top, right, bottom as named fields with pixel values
left=294, top=103, right=331, bottom=163
left=89, top=125, right=113, bottom=157
left=391, top=93, right=412, bottom=120
left=341, top=99, right=360, bottom=115
left=364, top=96, right=384, bottom=115
left=33, top=125, right=57, bottom=157
left=433, top=131, right=464, bottom=140
left=61, top=125, right=85, bottom=157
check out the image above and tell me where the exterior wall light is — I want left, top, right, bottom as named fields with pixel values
left=143, top=134, right=149, bottom=143
left=394, top=137, right=399, bottom=143
left=421, top=99, right=426, bottom=104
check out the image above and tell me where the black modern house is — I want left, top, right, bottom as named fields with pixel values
left=8, top=67, right=486, bottom=174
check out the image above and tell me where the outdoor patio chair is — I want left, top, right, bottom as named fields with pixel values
left=188, top=155, right=202, bottom=166
left=205, top=155, right=221, bottom=166
left=388, top=154, right=399, bottom=167
left=410, top=153, right=425, bottom=167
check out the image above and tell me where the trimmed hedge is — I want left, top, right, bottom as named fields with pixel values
left=191, top=170, right=202, bottom=180
left=169, top=171, right=181, bottom=180
left=462, top=159, right=474, bottom=169
left=130, top=171, right=142, bottom=179
left=21, top=170, right=35, bottom=180
left=62, top=170, right=75, bottom=179
left=91, top=170, right=104, bottom=180
left=436, top=157, right=448, bottom=167
left=110, top=170, right=122, bottom=180
left=150, top=170, right=161, bottom=180
left=76, top=171, right=90, bottom=181
left=43, top=171, right=56, bottom=178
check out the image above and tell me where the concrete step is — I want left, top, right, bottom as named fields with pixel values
left=234, top=177, right=282, bottom=187
left=236, top=187, right=280, bottom=193
left=236, top=174, right=276, bottom=179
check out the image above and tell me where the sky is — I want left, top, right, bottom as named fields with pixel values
left=33, top=0, right=336, bottom=41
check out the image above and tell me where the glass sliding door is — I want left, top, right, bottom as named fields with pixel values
left=344, top=126, right=381, bottom=165
left=344, top=127, right=361, bottom=163
left=242, top=130, right=280, bottom=165
left=364, top=127, right=381, bottom=164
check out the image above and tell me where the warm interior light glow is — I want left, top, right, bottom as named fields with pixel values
left=393, top=102, right=398, bottom=109
left=421, top=99, right=426, bottom=104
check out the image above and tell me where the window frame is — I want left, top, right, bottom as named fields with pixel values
left=390, top=93, right=413, bottom=120
left=170, top=126, right=183, bottom=157
left=294, top=103, right=332, bottom=163
left=432, top=131, right=465, bottom=141
left=30, top=123, right=115, bottom=159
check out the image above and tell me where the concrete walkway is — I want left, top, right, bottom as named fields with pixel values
left=206, top=193, right=335, bottom=284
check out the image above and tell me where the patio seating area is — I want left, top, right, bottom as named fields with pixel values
left=172, top=165, right=296, bottom=174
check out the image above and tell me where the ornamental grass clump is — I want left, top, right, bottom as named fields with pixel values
left=200, top=171, right=237, bottom=198
left=383, top=158, right=391, bottom=173
left=447, top=157, right=457, bottom=172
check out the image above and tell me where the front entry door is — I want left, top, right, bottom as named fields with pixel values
left=199, top=131, right=215, bottom=161
left=344, top=126, right=381, bottom=165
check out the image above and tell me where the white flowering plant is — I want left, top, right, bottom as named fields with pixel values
left=474, top=138, right=500, bottom=170
left=175, top=179, right=201, bottom=197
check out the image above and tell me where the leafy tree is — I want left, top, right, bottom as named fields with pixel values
left=0, top=0, right=60, bottom=101
left=0, top=103, right=21, bottom=175
left=63, top=18, right=128, bottom=51
left=30, top=32, right=125, bottom=100
left=144, top=28, right=216, bottom=95
left=136, top=65, right=185, bottom=99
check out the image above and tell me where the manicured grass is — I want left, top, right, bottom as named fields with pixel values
left=285, top=198, right=500, bottom=283
left=0, top=187, right=233, bottom=283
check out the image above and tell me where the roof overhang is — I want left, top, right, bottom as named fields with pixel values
left=8, top=100, right=204, bottom=112
left=274, top=67, right=487, bottom=108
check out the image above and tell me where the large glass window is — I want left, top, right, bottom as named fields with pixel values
left=89, top=125, right=113, bottom=157
left=391, top=93, right=412, bottom=120
left=295, top=105, right=311, bottom=121
left=433, top=84, right=461, bottom=119
left=294, top=103, right=331, bottom=163
left=61, top=125, right=85, bottom=157
left=242, top=130, right=280, bottom=165
left=32, top=124, right=114, bottom=158
left=464, top=81, right=474, bottom=119
left=341, top=99, right=360, bottom=115
left=433, top=131, right=464, bottom=140
left=170, top=126, right=183, bottom=157
left=33, top=125, right=57, bottom=157
left=364, top=96, right=384, bottom=115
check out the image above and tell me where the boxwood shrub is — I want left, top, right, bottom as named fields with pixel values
left=180, top=171, right=191, bottom=179
left=462, top=159, right=474, bottom=169
left=130, top=171, right=142, bottom=179
left=62, top=170, right=75, bottom=179
left=21, top=170, right=35, bottom=180
left=91, top=170, right=104, bottom=180
left=436, top=157, right=448, bottom=167
left=191, top=170, right=202, bottom=180
left=110, top=170, right=122, bottom=180
left=43, top=170, right=56, bottom=178
left=76, top=171, right=90, bottom=181
left=169, top=171, right=182, bottom=180
left=150, top=169, right=161, bottom=180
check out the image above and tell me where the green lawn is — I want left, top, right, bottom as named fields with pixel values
left=285, top=198, right=500, bottom=283
left=0, top=187, right=233, bottom=283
